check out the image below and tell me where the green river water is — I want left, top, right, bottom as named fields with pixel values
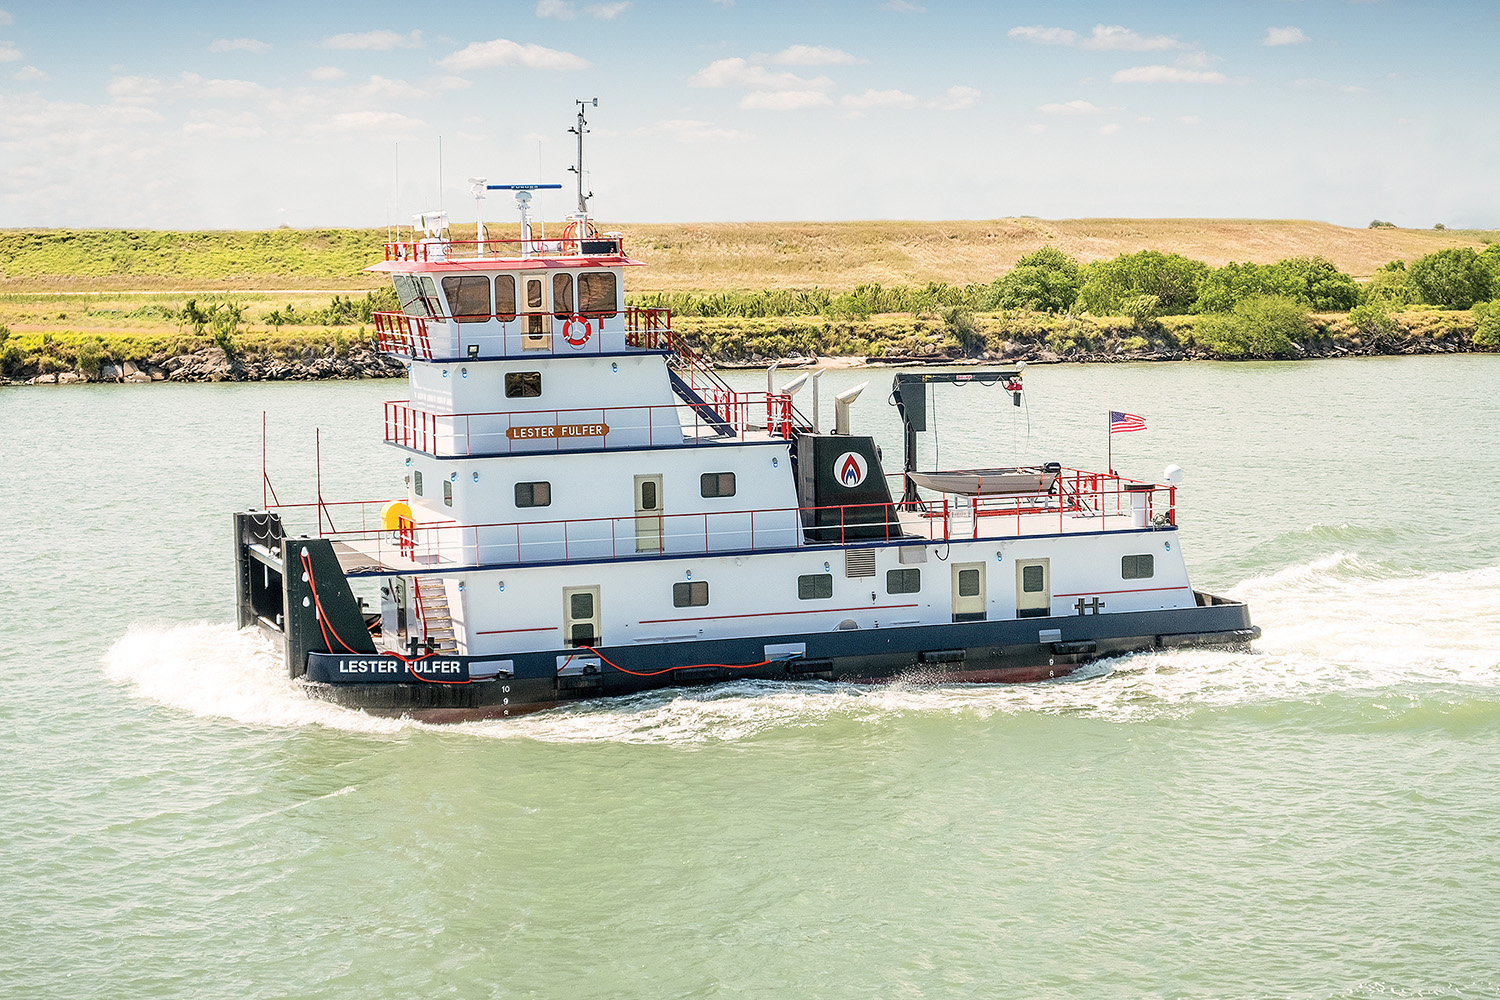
left=3, top=355, right=1499, bottom=999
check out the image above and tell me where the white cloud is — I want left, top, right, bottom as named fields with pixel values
left=0, top=9, right=11, bottom=25
left=1038, top=99, right=1102, bottom=115
left=1113, top=65, right=1227, bottom=84
left=310, top=66, right=346, bottom=82
left=359, top=75, right=425, bottom=100
left=643, top=118, right=752, bottom=142
left=880, top=0, right=925, bottom=11
left=1008, top=25, right=1077, bottom=46
left=182, top=111, right=264, bottom=139
left=689, top=57, right=832, bottom=92
left=322, top=29, right=423, bottom=51
left=328, top=110, right=425, bottom=132
left=440, top=38, right=589, bottom=71
left=537, top=0, right=629, bottom=19
left=208, top=38, right=270, bottom=54
left=1010, top=24, right=1187, bottom=51
left=0, top=40, right=20, bottom=62
left=1099, top=123, right=1121, bottom=134
left=436, top=75, right=471, bottom=90
left=927, top=85, right=979, bottom=110
left=773, top=44, right=857, bottom=66
left=1079, top=25, right=1186, bottom=51
left=1180, top=115, right=1201, bottom=125
left=13, top=64, right=44, bottom=81
left=740, top=90, right=832, bottom=111
left=107, top=72, right=268, bottom=104
left=841, top=88, right=918, bottom=110
left=1025, top=123, right=1046, bottom=134
left=1263, top=26, right=1309, bottom=46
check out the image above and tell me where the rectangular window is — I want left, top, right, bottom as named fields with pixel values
left=392, top=274, right=429, bottom=318
left=962, top=568, right=986, bottom=597
left=700, top=472, right=736, bottom=498
left=413, top=470, right=423, bottom=496
left=579, top=271, right=618, bottom=318
left=672, top=581, right=709, bottom=608
left=1122, top=554, right=1155, bottom=580
left=553, top=273, right=574, bottom=316
left=515, top=482, right=551, bottom=508
left=442, top=479, right=453, bottom=507
left=1019, top=565, right=1043, bottom=594
left=798, top=573, right=833, bottom=600
left=505, top=371, right=542, bottom=398
left=495, top=275, right=517, bottom=321
left=441, top=276, right=491, bottom=323
left=525, top=278, right=543, bottom=311
left=887, top=568, right=921, bottom=594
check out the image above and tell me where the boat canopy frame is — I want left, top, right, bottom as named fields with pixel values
left=890, top=370, right=1023, bottom=507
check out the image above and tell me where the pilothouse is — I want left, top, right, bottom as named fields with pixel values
left=233, top=107, right=1259, bottom=720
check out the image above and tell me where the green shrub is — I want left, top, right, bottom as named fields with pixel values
left=1409, top=247, right=1493, bottom=309
left=1192, top=295, right=1309, bottom=358
left=1347, top=301, right=1398, bottom=338
left=1077, top=251, right=1207, bottom=316
left=1474, top=301, right=1500, bottom=349
left=74, top=336, right=106, bottom=376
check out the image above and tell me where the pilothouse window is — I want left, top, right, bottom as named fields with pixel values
left=495, top=275, right=517, bottom=321
left=441, top=276, right=491, bottom=324
left=553, top=273, right=574, bottom=316
left=579, top=271, right=617, bottom=318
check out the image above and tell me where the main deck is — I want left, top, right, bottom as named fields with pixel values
left=266, top=469, right=1176, bottom=577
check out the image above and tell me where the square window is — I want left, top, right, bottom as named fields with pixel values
left=887, top=568, right=921, bottom=594
left=515, top=482, right=552, bottom=508
left=505, top=371, right=542, bottom=398
left=700, top=472, right=736, bottom=498
left=578, top=271, right=618, bottom=318
left=570, top=592, right=593, bottom=619
left=1122, top=554, right=1155, bottom=580
left=441, top=275, right=491, bottom=324
left=798, top=573, right=833, bottom=600
left=570, top=623, right=595, bottom=645
left=1020, top=566, right=1043, bottom=594
left=672, top=581, right=709, bottom=608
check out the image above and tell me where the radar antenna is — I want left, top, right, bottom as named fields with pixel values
left=568, top=98, right=597, bottom=216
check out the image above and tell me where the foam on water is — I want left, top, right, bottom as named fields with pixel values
left=102, top=556, right=1500, bottom=744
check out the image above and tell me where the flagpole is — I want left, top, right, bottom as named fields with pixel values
left=1107, top=412, right=1112, bottom=475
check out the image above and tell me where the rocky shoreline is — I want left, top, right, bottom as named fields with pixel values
left=3, top=329, right=1487, bottom=386
left=10, top=345, right=409, bottom=385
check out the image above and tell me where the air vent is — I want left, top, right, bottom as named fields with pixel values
left=844, top=549, right=876, bottom=578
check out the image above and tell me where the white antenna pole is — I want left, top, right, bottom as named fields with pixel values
left=437, top=136, right=443, bottom=217
left=393, top=142, right=399, bottom=241
left=568, top=97, right=597, bottom=216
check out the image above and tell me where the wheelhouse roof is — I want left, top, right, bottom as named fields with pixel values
left=367, top=254, right=645, bottom=274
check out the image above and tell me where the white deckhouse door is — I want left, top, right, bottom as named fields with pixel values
left=634, top=474, right=664, bottom=553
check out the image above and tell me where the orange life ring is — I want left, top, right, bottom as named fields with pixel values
left=562, top=314, right=592, bottom=348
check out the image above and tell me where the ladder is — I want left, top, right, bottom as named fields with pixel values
left=413, top=577, right=459, bottom=654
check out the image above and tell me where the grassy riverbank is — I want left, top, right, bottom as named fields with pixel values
left=4, top=219, right=1497, bottom=294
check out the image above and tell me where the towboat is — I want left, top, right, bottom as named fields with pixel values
left=232, top=108, right=1258, bottom=721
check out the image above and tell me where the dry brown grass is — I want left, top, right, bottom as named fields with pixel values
left=2, top=219, right=1493, bottom=297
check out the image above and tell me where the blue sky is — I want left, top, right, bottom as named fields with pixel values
left=2, top=1, right=1496, bottom=230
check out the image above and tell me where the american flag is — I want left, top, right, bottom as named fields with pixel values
left=1109, top=410, right=1146, bottom=434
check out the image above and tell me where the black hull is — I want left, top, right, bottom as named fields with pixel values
left=300, top=595, right=1259, bottom=721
